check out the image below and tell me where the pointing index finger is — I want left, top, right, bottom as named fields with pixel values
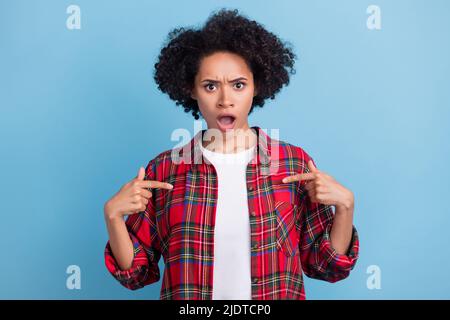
left=282, top=173, right=315, bottom=183
left=140, top=180, right=174, bottom=190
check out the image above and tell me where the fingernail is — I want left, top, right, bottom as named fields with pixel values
left=282, top=178, right=286, bottom=183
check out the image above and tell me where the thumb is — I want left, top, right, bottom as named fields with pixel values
left=136, top=166, right=145, bottom=180
left=308, top=160, right=318, bottom=172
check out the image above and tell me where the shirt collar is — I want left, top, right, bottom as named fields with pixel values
left=173, top=126, right=273, bottom=175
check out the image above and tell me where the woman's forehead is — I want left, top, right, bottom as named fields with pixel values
left=197, top=52, right=253, bottom=78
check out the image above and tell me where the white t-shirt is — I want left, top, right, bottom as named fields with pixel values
left=199, top=140, right=256, bottom=300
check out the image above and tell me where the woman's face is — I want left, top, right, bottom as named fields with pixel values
left=191, top=51, right=257, bottom=134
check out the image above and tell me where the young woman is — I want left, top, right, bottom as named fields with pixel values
left=103, top=9, right=359, bottom=300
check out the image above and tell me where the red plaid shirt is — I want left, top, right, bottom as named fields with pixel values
left=104, top=126, right=359, bottom=299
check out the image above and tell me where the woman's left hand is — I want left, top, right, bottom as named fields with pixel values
left=282, top=160, right=354, bottom=211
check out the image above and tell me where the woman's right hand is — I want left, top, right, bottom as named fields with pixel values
left=104, top=166, right=173, bottom=221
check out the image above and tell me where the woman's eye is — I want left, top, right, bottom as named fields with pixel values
left=204, top=83, right=216, bottom=91
left=234, top=82, right=245, bottom=89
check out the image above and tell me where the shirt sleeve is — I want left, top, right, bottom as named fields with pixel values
left=297, top=157, right=359, bottom=283
left=104, top=159, right=162, bottom=290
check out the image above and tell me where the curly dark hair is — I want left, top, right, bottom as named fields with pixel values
left=153, top=8, right=297, bottom=120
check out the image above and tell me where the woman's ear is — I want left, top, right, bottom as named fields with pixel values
left=191, top=89, right=197, bottom=100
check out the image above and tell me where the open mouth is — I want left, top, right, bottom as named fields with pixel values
left=216, top=115, right=236, bottom=131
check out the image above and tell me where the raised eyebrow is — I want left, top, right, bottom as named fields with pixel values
left=201, top=77, right=248, bottom=84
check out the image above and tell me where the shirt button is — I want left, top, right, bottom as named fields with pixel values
left=248, top=185, right=254, bottom=191
left=252, top=243, right=259, bottom=250
left=250, top=211, right=256, bottom=217
left=252, top=277, right=259, bottom=284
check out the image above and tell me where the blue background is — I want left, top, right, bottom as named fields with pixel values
left=1, top=0, right=449, bottom=299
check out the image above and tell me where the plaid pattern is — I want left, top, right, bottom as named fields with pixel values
left=104, top=126, right=359, bottom=299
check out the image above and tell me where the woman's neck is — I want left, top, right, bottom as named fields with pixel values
left=202, top=127, right=257, bottom=154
